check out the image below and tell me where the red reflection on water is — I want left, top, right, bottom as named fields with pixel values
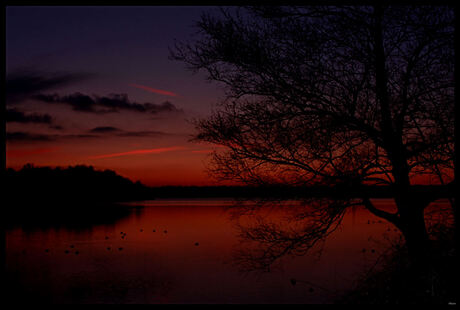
left=5, top=199, right=450, bottom=303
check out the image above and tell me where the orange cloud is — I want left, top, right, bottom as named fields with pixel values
left=129, top=84, right=179, bottom=97
left=88, top=146, right=186, bottom=160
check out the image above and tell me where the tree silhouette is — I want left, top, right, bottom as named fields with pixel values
left=171, top=5, right=454, bottom=265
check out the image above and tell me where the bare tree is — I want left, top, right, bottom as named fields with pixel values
left=171, top=5, right=454, bottom=264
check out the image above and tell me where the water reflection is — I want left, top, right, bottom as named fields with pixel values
left=227, top=198, right=358, bottom=273
left=4, top=199, right=450, bottom=303
left=4, top=201, right=144, bottom=231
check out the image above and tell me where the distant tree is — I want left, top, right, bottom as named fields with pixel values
left=172, top=5, right=454, bottom=265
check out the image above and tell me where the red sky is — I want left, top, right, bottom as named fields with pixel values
left=6, top=138, right=224, bottom=186
left=5, top=101, right=226, bottom=186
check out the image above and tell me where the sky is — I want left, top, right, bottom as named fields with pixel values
left=6, top=6, right=230, bottom=186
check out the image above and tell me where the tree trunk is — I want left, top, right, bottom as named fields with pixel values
left=397, top=197, right=430, bottom=266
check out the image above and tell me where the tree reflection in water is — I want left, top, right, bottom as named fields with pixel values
left=227, top=198, right=362, bottom=273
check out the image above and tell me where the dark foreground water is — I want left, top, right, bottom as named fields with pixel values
left=5, top=198, right=449, bottom=304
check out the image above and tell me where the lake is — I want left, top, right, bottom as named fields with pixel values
left=4, top=198, right=450, bottom=304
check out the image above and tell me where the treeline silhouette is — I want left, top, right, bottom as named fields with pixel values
left=4, top=164, right=149, bottom=229
left=5, top=164, right=153, bottom=204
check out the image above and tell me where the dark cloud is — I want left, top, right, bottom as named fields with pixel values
left=6, top=132, right=54, bottom=142
left=6, top=108, right=53, bottom=124
left=67, top=134, right=98, bottom=139
left=6, top=131, right=99, bottom=143
left=89, top=126, right=121, bottom=133
left=146, top=101, right=180, bottom=114
left=7, top=128, right=169, bottom=143
left=34, top=93, right=102, bottom=113
left=33, top=92, right=183, bottom=114
left=6, top=70, right=93, bottom=104
left=115, top=130, right=170, bottom=137
left=89, top=126, right=169, bottom=137
left=97, top=94, right=147, bottom=112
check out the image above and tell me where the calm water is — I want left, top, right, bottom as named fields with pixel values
left=5, top=198, right=449, bottom=304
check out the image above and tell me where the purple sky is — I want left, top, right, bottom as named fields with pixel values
left=6, top=6, right=231, bottom=186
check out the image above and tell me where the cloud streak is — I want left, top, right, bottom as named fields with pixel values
left=87, top=146, right=186, bottom=159
left=6, top=132, right=55, bottom=142
left=89, top=126, right=121, bottom=133
left=88, top=126, right=170, bottom=137
left=7, top=70, right=93, bottom=104
left=6, top=108, right=53, bottom=124
left=6, top=127, right=171, bottom=144
left=34, top=92, right=182, bottom=114
left=129, top=84, right=179, bottom=97
left=6, top=131, right=99, bottom=143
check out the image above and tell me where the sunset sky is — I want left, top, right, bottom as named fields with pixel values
left=6, top=6, right=228, bottom=186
